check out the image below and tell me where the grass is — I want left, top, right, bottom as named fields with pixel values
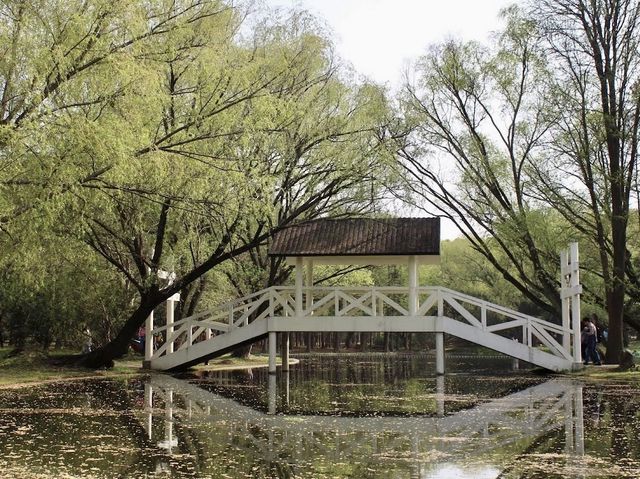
left=562, top=338, right=640, bottom=380
left=0, top=346, right=274, bottom=388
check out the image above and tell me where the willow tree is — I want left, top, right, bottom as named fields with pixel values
left=527, top=0, right=640, bottom=363
left=1, top=1, right=394, bottom=367
left=398, top=10, right=569, bottom=317
left=399, top=2, right=640, bottom=363
left=218, top=70, right=396, bottom=306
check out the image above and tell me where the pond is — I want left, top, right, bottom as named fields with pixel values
left=1, top=354, right=639, bottom=478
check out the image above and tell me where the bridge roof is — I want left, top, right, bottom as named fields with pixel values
left=269, top=218, right=440, bottom=260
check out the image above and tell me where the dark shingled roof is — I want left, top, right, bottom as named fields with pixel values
left=269, top=218, right=440, bottom=257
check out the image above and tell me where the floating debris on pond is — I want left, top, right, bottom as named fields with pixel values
left=1, top=356, right=640, bottom=478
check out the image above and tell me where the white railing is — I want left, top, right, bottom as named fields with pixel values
left=150, top=285, right=576, bottom=365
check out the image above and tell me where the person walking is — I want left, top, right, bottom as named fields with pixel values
left=583, top=318, right=602, bottom=365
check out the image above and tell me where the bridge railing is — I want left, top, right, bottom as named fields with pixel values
left=150, top=285, right=575, bottom=363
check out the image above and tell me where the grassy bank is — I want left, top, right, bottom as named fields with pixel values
left=0, top=347, right=275, bottom=388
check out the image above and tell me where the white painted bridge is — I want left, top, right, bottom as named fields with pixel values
left=148, top=285, right=581, bottom=372
left=146, top=242, right=583, bottom=373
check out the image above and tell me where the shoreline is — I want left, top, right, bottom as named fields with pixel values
left=1, top=347, right=638, bottom=388
left=0, top=350, right=297, bottom=389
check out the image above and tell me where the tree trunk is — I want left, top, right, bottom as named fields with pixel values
left=360, top=332, right=369, bottom=351
left=345, top=332, right=355, bottom=349
left=79, top=296, right=157, bottom=369
left=230, top=344, right=252, bottom=359
left=605, top=209, right=627, bottom=363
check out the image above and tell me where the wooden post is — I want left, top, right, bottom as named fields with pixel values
left=166, top=293, right=180, bottom=354
left=145, top=310, right=154, bottom=362
left=560, top=250, right=571, bottom=353
left=306, top=259, right=314, bottom=311
left=408, top=255, right=417, bottom=316
left=282, top=332, right=290, bottom=372
left=435, top=332, right=445, bottom=375
left=295, top=257, right=304, bottom=317
left=569, top=243, right=582, bottom=365
left=305, top=258, right=313, bottom=352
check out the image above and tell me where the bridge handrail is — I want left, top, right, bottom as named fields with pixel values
left=150, top=284, right=575, bottom=365
left=434, top=287, right=567, bottom=334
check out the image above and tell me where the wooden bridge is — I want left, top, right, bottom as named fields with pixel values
left=147, top=284, right=581, bottom=372
left=145, top=219, right=584, bottom=373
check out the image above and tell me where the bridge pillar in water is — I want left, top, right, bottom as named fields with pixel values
left=268, top=331, right=277, bottom=374
left=281, top=333, right=290, bottom=372
left=435, top=332, right=445, bottom=375
left=144, top=384, right=153, bottom=440
left=436, top=375, right=445, bottom=417
left=268, top=374, right=277, bottom=414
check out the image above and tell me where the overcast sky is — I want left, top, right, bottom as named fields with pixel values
left=265, top=0, right=515, bottom=88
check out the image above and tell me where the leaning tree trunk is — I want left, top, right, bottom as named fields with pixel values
left=79, top=294, right=158, bottom=369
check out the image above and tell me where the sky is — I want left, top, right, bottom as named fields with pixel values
left=263, top=1, right=515, bottom=239
left=265, top=0, right=515, bottom=88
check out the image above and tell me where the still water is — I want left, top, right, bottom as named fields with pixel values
left=0, top=354, right=639, bottom=478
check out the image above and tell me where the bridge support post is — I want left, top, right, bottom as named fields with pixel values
left=166, top=293, right=179, bottom=354
left=569, top=243, right=582, bottom=366
left=295, top=257, right=304, bottom=317
left=408, top=255, right=417, bottom=316
left=144, top=310, right=154, bottom=363
left=282, top=333, right=290, bottom=372
left=268, top=331, right=277, bottom=374
left=561, top=242, right=583, bottom=367
left=435, top=332, right=445, bottom=375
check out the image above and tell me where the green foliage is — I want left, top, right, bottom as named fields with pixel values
left=0, top=0, right=397, bottom=359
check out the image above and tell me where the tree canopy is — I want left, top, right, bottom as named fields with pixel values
left=1, top=0, right=639, bottom=368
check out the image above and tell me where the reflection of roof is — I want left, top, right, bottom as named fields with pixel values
left=269, top=218, right=440, bottom=257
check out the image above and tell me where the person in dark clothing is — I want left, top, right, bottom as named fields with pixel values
left=583, top=318, right=601, bottom=365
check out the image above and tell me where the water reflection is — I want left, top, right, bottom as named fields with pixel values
left=1, top=356, right=640, bottom=478
left=186, top=355, right=543, bottom=416
left=145, top=374, right=587, bottom=478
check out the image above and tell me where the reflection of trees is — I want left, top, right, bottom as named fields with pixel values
left=495, top=384, right=640, bottom=478
left=495, top=429, right=565, bottom=478
left=0, top=379, right=161, bottom=477
left=186, top=356, right=542, bottom=416
left=607, top=390, right=639, bottom=461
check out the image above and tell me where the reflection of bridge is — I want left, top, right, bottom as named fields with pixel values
left=143, top=374, right=586, bottom=469
left=146, top=220, right=584, bottom=373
